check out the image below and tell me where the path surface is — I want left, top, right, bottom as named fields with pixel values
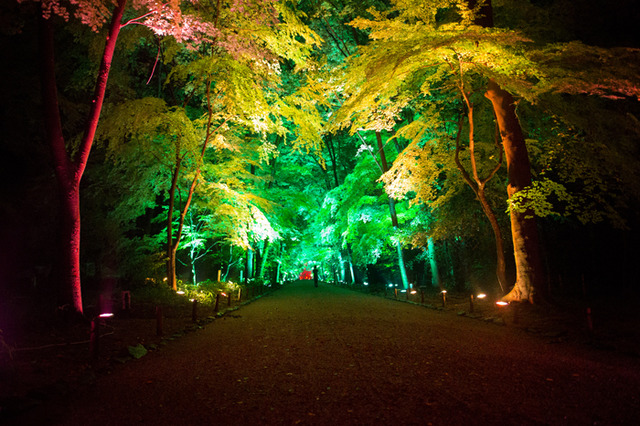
left=11, top=282, right=640, bottom=425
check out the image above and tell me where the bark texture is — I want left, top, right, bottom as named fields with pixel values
left=485, top=80, right=545, bottom=302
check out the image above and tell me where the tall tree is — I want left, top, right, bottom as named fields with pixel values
left=375, top=131, right=410, bottom=289
left=39, top=0, right=127, bottom=315
left=35, top=0, right=323, bottom=310
left=335, top=0, right=639, bottom=302
left=449, top=54, right=508, bottom=294
left=470, top=0, right=543, bottom=302
left=35, top=0, right=226, bottom=315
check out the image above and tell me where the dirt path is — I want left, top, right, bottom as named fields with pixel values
left=9, top=281, right=640, bottom=425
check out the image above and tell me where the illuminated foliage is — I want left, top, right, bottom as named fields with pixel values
left=323, top=0, right=640, bottom=301
left=4, top=0, right=640, bottom=313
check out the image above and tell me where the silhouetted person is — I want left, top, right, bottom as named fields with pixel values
left=313, top=266, right=318, bottom=287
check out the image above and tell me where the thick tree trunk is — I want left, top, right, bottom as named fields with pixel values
left=485, top=80, right=545, bottom=302
left=466, top=0, right=543, bottom=301
left=60, top=186, right=82, bottom=313
left=39, top=0, right=127, bottom=315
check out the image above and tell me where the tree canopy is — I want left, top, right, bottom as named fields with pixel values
left=1, top=0, right=639, bottom=313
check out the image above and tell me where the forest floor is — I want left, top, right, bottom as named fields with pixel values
left=1, top=281, right=639, bottom=422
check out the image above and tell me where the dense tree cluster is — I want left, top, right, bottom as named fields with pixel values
left=1, top=0, right=639, bottom=318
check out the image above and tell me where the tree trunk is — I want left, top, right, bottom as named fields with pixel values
left=245, top=247, right=254, bottom=283
left=427, top=238, right=441, bottom=288
left=452, top=87, right=508, bottom=294
left=258, top=241, right=271, bottom=280
left=326, top=134, right=340, bottom=188
left=485, top=80, right=545, bottom=302
left=476, top=186, right=508, bottom=293
left=166, top=152, right=181, bottom=291
left=467, top=0, right=544, bottom=302
left=376, top=131, right=410, bottom=289
left=165, top=83, right=218, bottom=291
left=39, top=0, right=127, bottom=315
left=223, top=245, right=235, bottom=281
left=59, top=186, right=82, bottom=313
left=346, top=244, right=356, bottom=284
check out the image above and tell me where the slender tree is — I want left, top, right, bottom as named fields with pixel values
left=35, top=0, right=231, bottom=314
left=39, top=0, right=126, bottom=315
left=449, top=55, right=508, bottom=294
left=375, top=131, right=410, bottom=289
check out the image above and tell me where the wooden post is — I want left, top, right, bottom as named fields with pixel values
left=214, top=293, right=220, bottom=312
left=191, top=299, right=198, bottom=322
left=469, top=294, right=475, bottom=313
left=121, top=290, right=131, bottom=311
left=156, top=306, right=163, bottom=336
left=420, top=289, right=425, bottom=304
left=90, top=318, right=99, bottom=359
left=394, top=288, right=398, bottom=299
left=217, top=269, right=221, bottom=282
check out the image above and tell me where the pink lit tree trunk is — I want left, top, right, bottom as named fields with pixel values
left=39, top=0, right=127, bottom=315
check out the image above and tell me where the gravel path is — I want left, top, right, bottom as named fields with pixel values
left=11, top=281, right=640, bottom=425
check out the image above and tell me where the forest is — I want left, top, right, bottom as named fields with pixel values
left=1, top=0, right=639, bottom=330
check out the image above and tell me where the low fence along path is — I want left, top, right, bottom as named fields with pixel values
left=12, top=281, right=640, bottom=425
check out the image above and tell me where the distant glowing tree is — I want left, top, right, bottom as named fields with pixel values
left=179, top=211, right=216, bottom=285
